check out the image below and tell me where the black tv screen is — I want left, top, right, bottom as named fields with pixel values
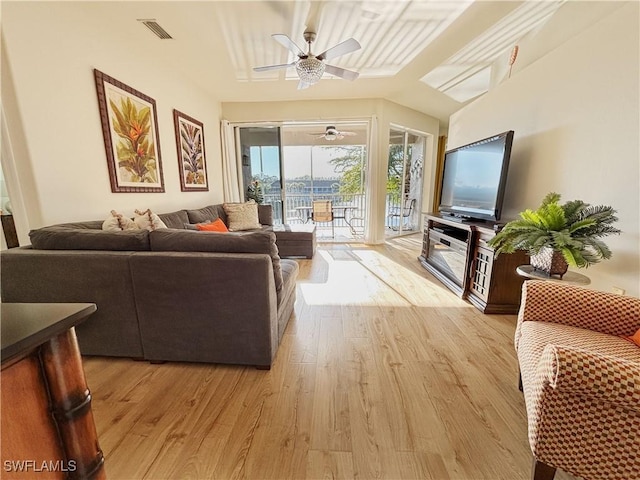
left=439, top=130, right=514, bottom=222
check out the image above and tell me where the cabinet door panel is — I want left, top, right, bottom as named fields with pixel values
left=470, top=246, right=494, bottom=302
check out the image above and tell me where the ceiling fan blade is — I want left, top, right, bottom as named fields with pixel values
left=324, top=64, right=359, bottom=81
left=253, top=62, right=296, bottom=72
left=272, top=34, right=305, bottom=57
left=297, top=80, right=312, bottom=90
left=317, top=38, right=361, bottom=61
left=340, top=131, right=357, bottom=136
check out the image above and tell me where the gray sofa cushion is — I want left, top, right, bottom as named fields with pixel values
left=186, top=205, right=226, bottom=224
left=61, top=220, right=105, bottom=229
left=158, top=210, right=189, bottom=229
left=30, top=225, right=150, bottom=251
left=149, top=229, right=283, bottom=291
left=258, top=204, right=274, bottom=226
left=185, top=203, right=274, bottom=227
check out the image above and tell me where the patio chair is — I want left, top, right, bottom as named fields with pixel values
left=348, top=215, right=365, bottom=237
left=311, top=200, right=334, bottom=237
left=388, top=197, right=415, bottom=230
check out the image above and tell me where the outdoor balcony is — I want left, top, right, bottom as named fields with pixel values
left=263, top=192, right=418, bottom=242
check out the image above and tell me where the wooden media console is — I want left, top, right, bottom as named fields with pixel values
left=418, top=213, right=528, bottom=314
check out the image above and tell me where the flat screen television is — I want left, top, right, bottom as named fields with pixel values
left=438, top=130, right=514, bottom=222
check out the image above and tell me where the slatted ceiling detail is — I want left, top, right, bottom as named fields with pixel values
left=358, top=0, right=471, bottom=76
left=421, top=0, right=565, bottom=101
left=450, top=1, right=562, bottom=65
left=449, top=67, right=492, bottom=100
left=443, top=64, right=491, bottom=95
left=220, top=0, right=472, bottom=81
left=216, top=0, right=307, bottom=82
left=440, top=64, right=490, bottom=93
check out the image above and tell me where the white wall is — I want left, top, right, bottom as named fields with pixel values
left=2, top=2, right=223, bottom=238
left=448, top=3, right=640, bottom=296
left=222, top=98, right=440, bottom=242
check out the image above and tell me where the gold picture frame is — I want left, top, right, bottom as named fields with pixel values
left=94, top=69, right=164, bottom=193
left=173, top=110, right=209, bottom=191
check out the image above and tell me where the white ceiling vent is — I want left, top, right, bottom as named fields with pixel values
left=137, top=19, right=173, bottom=39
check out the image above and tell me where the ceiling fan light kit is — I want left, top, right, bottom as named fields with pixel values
left=296, top=57, right=325, bottom=84
left=253, top=30, right=361, bottom=89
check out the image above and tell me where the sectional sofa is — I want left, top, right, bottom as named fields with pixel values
left=0, top=204, right=301, bottom=368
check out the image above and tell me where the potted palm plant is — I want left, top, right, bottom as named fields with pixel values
left=246, top=180, right=264, bottom=204
left=488, top=192, right=620, bottom=277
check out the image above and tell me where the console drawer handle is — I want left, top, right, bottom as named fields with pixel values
left=441, top=239, right=451, bottom=247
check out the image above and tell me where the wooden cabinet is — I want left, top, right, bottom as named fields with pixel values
left=467, top=227, right=528, bottom=313
left=419, top=213, right=527, bottom=314
left=1, top=303, right=105, bottom=479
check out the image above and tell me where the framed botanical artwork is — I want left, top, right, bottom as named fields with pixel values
left=173, top=110, right=209, bottom=191
left=94, top=69, right=164, bottom=192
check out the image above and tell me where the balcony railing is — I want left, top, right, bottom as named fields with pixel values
left=262, top=192, right=418, bottom=236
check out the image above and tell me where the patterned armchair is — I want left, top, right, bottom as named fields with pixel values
left=515, top=280, right=640, bottom=480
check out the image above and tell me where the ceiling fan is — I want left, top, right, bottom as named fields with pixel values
left=310, top=125, right=358, bottom=141
left=253, top=31, right=361, bottom=90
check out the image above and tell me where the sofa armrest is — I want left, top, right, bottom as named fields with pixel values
left=538, top=344, right=640, bottom=410
left=518, top=280, right=640, bottom=337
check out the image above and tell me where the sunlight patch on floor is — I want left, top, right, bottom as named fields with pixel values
left=298, top=249, right=408, bottom=306
left=298, top=247, right=466, bottom=308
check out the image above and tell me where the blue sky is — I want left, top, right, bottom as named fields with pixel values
left=250, top=146, right=356, bottom=179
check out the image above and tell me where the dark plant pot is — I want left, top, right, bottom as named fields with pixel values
left=530, top=247, right=569, bottom=278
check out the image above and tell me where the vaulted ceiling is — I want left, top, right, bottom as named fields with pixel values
left=44, top=0, right=594, bottom=126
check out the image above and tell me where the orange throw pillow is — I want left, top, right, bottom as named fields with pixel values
left=626, top=329, right=640, bottom=347
left=196, top=218, right=228, bottom=232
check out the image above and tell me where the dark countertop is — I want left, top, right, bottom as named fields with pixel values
left=1, top=303, right=97, bottom=364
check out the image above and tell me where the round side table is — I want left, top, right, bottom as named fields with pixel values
left=516, top=265, right=591, bottom=286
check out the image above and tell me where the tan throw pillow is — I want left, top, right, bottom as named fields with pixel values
left=102, top=210, right=139, bottom=231
left=223, top=201, right=261, bottom=231
left=134, top=209, right=167, bottom=231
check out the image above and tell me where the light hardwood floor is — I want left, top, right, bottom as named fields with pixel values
left=84, top=235, right=576, bottom=480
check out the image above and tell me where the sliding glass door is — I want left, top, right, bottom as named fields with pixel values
left=386, top=126, right=425, bottom=237
left=238, top=126, right=284, bottom=224
left=237, top=122, right=368, bottom=239
left=281, top=123, right=367, bottom=240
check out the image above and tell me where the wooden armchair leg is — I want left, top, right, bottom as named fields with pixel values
left=532, top=458, right=556, bottom=480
